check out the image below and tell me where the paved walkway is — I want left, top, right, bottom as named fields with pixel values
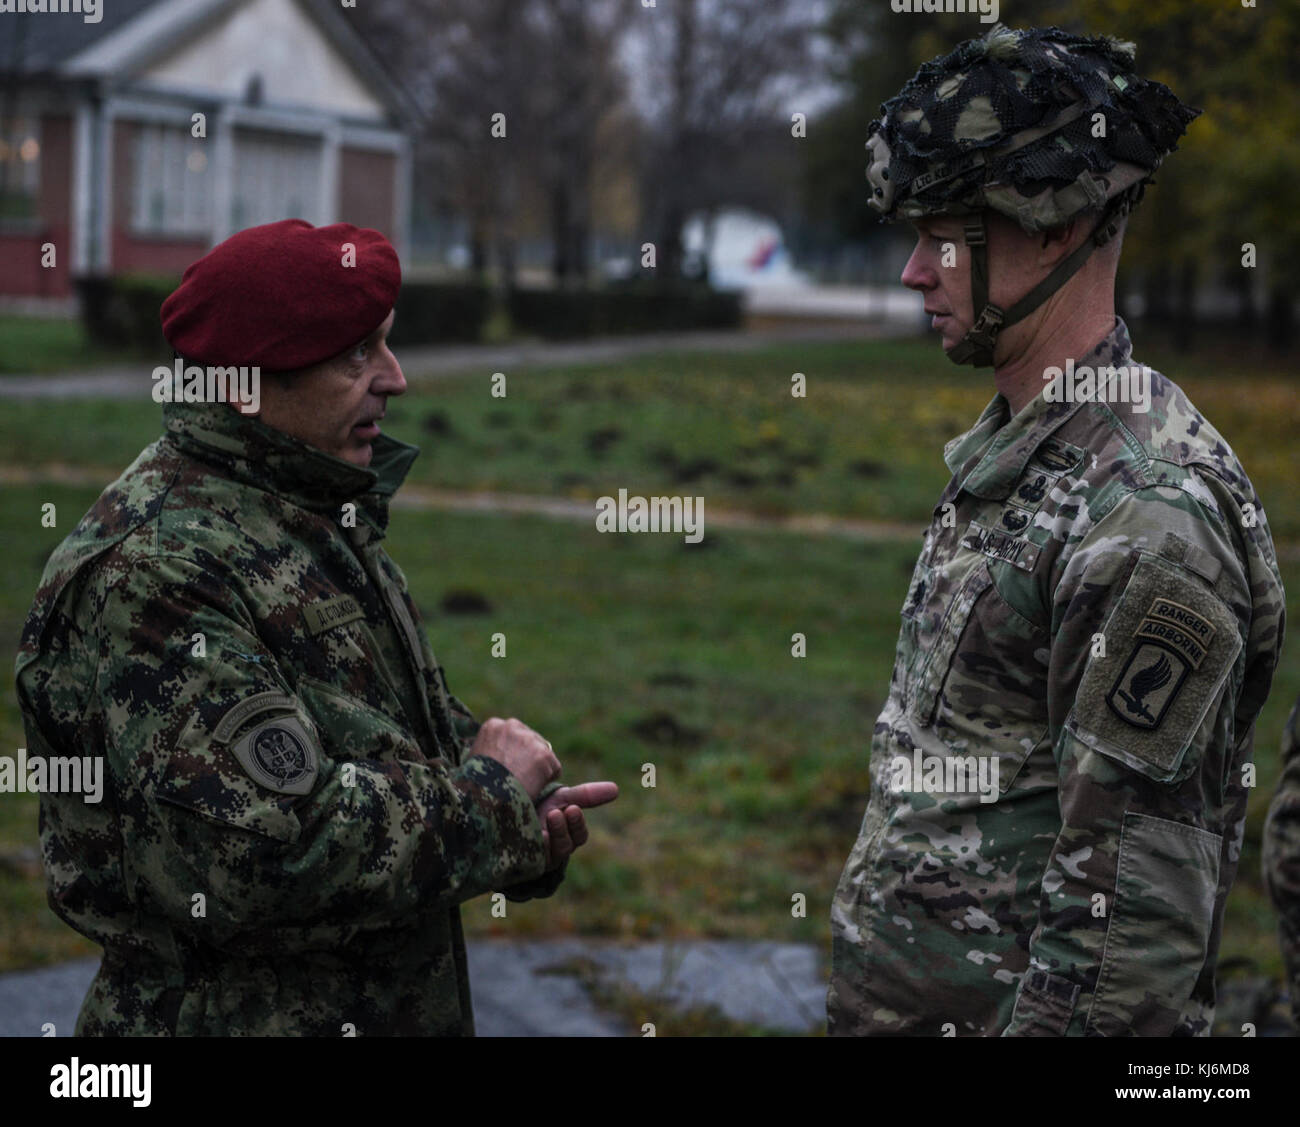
left=0, top=939, right=826, bottom=1037
left=0, top=464, right=924, bottom=545
left=0, top=322, right=917, bottom=400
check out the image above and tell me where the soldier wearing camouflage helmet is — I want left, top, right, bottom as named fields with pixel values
left=828, top=26, right=1285, bottom=1036
left=14, top=219, right=617, bottom=1035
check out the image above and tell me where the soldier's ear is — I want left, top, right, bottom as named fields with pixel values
left=1038, top=218, right=1082, bottom=263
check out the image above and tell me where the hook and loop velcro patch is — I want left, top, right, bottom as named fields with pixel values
left=1067, top=550, right=1241, bottom=783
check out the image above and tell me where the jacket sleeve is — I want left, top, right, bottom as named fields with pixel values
left=94, top=553, right=553, bottom=949
left=436, top=672, right=568, bottom=903
left=1003, top=483, right=1259, bottom=1036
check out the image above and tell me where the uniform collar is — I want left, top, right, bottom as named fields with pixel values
left=943, top=317, right=1132, bottom=500
left=162, top=400, right=419, bottom=534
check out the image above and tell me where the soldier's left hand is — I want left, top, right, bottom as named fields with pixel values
left=537, top=781, right=618, bottom=871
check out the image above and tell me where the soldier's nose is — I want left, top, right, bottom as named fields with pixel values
left=900, top=246, right=932, bottom=291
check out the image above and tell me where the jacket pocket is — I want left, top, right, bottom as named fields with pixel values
left=907, top=561, right=991, bottom=723
left=906, top=559, right=1048, bottom=795
left=1006, top=970, right=1081, bottom=1036
left=152, top=690, right=314, bottom=844
left=1087, top=811, right=1222, bottom=1036
left=928, top=566, right=1051, bottom=794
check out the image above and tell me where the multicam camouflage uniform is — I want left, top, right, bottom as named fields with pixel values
left=828, top=27, right=1286, bottom=1035
left=1264, top=700, right=1300, bottom=1028
left=828, top=323, right=1285, bottom=1035
left=15, top=399, right=562, bottom=1035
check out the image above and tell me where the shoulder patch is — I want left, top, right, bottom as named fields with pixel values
left=231, top=717, right=319, bottom=796
left=1068, top=553, right=1242, bottom=783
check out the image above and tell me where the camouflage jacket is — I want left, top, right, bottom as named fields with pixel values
left=1263, top=699, right=1300, bottom=1029
left=828, top=318, right=1285, bottom=1036
left=14, top=399, right=562, bottom=1036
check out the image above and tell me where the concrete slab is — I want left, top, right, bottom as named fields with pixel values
left=0, top=939, right=827, bottom=1037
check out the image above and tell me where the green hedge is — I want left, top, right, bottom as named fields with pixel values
left=77, top=275, right=494, bottom=355
left=389, top=280, right=492, bottom=346
left=508, top=281, right=743, bottom=339
left=74, top=275, right=738, bottom=354
left=76, top=274, right=178, bottom=354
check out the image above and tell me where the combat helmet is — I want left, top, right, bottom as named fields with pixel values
left=865, top=25, right=1200, bottom=366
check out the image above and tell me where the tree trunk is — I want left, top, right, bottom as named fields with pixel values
left=1144, top=263, right=1171, bottom=324
left=1173, top=259, right=1197, bottom=351
left=550, top=181, right=571, bottom=284
left=470, top=222, right=488, bottom=276
left=1266, top=285, right=1295, bottom=350
left=1231, top=256, right=1256, bottom=331
left=571, top=214, right=590, bottom=285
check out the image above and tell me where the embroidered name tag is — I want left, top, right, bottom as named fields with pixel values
left=303, top=594, right=365, bottom=636
left=961, top=521, right=1039, bottom=572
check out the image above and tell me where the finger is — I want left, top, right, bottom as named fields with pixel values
left=565, top=806, right=588, bottom=849
left=547, top=808, right=574, bottom=859
left=551, top=781, right=618, bottom=809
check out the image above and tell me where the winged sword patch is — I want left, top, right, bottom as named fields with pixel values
left=1107, top=643, right=1189, bottom=730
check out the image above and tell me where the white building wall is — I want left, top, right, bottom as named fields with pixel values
left=138, top=0, right=387, bottom=121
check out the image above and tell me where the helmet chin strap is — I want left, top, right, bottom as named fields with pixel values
left=944, top=191, right=1138, bottom=368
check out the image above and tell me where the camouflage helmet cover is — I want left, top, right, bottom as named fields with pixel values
left=866, top=25, right=1200, bottom=233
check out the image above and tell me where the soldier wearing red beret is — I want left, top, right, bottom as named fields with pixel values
left=16, top=219, right=617, bottom=1035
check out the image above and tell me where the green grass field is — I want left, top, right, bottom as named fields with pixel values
left=1, top=332, right=1297, bottom=1010
left=0, top=316, right=136, bottom=374
left=3, top=332, right=1296, bottom=537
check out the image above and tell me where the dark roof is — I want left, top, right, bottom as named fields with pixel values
left=0, top=0, right=160, bottom=75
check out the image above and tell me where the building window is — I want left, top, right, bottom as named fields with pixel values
left=0, top=115, right=40, bottom=223
left=230, top=129, right=323, bottom=230
left=132, top=123, right=212, bottom=236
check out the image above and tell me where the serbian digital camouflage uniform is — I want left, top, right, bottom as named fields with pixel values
left=15, top=399, right=562, bottom=1035
left=1263, top=699, right=1300, bottom=1028
left=828, top=27, right=1285, bottom=1036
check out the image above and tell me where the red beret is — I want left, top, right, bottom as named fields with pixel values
left=160, top=219, right=400, bottom=370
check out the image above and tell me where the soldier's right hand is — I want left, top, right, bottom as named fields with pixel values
left=468, top=717, right=561, bottom=801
